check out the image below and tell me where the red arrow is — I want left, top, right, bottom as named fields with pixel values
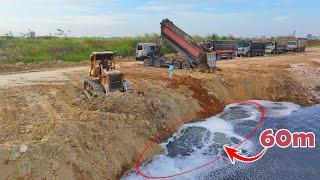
left=223, top=145, right=268, bottom=165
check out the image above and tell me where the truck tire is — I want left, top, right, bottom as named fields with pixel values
left=154, top=60, right=162, bottom=68
left=173, top=61, right=181, bottom=69
left=182, top=62, right=191, bottom=70
left=216, top=54, right=221, bottom=60
left=144, top=59, right=151, bottom=66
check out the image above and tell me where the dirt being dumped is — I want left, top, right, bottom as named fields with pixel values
left=0, top=48, right=319, bottom=179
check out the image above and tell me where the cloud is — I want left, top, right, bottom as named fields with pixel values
left=274, top=15, right=289, bottom=22
left=136, top=0, right=206, bottom=12
left=137, top=1, right=171, bottom=11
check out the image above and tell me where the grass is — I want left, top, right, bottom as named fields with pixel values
left=0, top=34, right=174, bottom=64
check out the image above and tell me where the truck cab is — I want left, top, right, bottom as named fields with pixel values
left=136, top=43, right=159, bottom=61
left=265, top=41, right=275, bottom=54
left=237, top=41, right=250, bottom=57
left=287, top=39, right=306, bottom=52
left=287, top=40, right=298, bottom=51
left=237, top=41, right=266, bottom=57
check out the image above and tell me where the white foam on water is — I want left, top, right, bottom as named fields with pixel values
left=223, top=103, right=261, bottom=122
left=253, top=100, right=300, bottom=118
left=122, top=101, right=300, bottom=180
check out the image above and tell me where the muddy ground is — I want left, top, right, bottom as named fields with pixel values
left=0, top=48, right=319, bottom=179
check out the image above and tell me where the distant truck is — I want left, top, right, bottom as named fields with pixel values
left=200, top=40, right=237, bottom=60
left=237, top=41, right=266, bottom=57
left=265, top=41, right=287, bottom=54
left=287, top=39, right=307, bottom=52
left=135, top=43, right=159, bottom=61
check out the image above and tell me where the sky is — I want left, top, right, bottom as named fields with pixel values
left=0, top=0, right=319, bottom=38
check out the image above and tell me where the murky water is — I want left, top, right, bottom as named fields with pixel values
left=123, top=101, right=320, bottom=180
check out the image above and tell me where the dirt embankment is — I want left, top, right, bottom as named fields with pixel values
left=0, top=48, right=319, bottom=179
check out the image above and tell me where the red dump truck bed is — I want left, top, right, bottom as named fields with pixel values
left=160, top=19, right=203, bottom=64
left=142, top=19, right=216, bottom=70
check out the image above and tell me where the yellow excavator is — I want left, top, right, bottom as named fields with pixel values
left=84, top=51, right=127, bottom=98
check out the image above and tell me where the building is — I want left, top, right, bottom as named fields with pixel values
left=30, top=31, right=36, bottom=38
left=307, top=34, right=318, bottom=40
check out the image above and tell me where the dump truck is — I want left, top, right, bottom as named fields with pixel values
left=237, top=41, right=266, bottom=57
left=287, top=39, right=307, bottom=52
left=143, top=19, right=216, bottom=70
left=265, top=41, right=287, bottom=54
left=84, top=52, right=128, bottom=98
left=135, top=43, right=159, bottom=61
left=200, top=40, right=237, bottom=60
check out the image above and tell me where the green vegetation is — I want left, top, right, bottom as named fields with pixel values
left=0, top=34, right=173, bottom=64
left=0, top=33, right=233, bottom=64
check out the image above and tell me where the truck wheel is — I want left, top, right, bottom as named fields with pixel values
left=182, top=62, right=191, bottom=70
left=144, top=59, right=151, bottom=66
left=173, top=61, right=181, bottom=69
left=154, top=60, right=162, bottom=68
left=216, top=54, right=221, bottom=60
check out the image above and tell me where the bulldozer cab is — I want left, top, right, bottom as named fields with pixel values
left=90, top=51, right=116, bottom=77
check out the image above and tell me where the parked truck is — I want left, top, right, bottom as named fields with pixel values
left=237, top=41, right=266, bottom=57
left=135, top=43, right=159, bottom=61
left=287, top=39, right=307, bottom=52
left=143, top=19, right=216, bottom=70
left=265, top=41, right=287, bottom=54
left=200, top=40, right=237, bottom=60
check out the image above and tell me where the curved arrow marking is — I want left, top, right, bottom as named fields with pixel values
left=223, top=145, right=268, bottom=165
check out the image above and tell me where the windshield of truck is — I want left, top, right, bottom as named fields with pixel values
left=266, top=42, right=273, bottom=46
left=238, top=41, right=250, bottom=48
left=288, top=41, right=297, bottom=45
left=137, top=45, right=143, bottom=50
left=150, top=46, right=157, bottom=51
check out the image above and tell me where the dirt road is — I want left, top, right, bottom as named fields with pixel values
left=0, top=48, right=319, bottom=179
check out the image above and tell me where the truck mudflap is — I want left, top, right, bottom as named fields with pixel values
left=197, top=52, right=216, bottom=71
left=206, top=52, right=216, bottom=69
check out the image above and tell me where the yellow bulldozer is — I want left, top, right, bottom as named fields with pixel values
left=84, top=51, right=128, bottom=98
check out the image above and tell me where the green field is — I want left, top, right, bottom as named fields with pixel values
left=0, top=33, right=238, bottom=64
left=0, top=35, right=173, bottom=64
left=3, top=34, right=318, bottom=65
